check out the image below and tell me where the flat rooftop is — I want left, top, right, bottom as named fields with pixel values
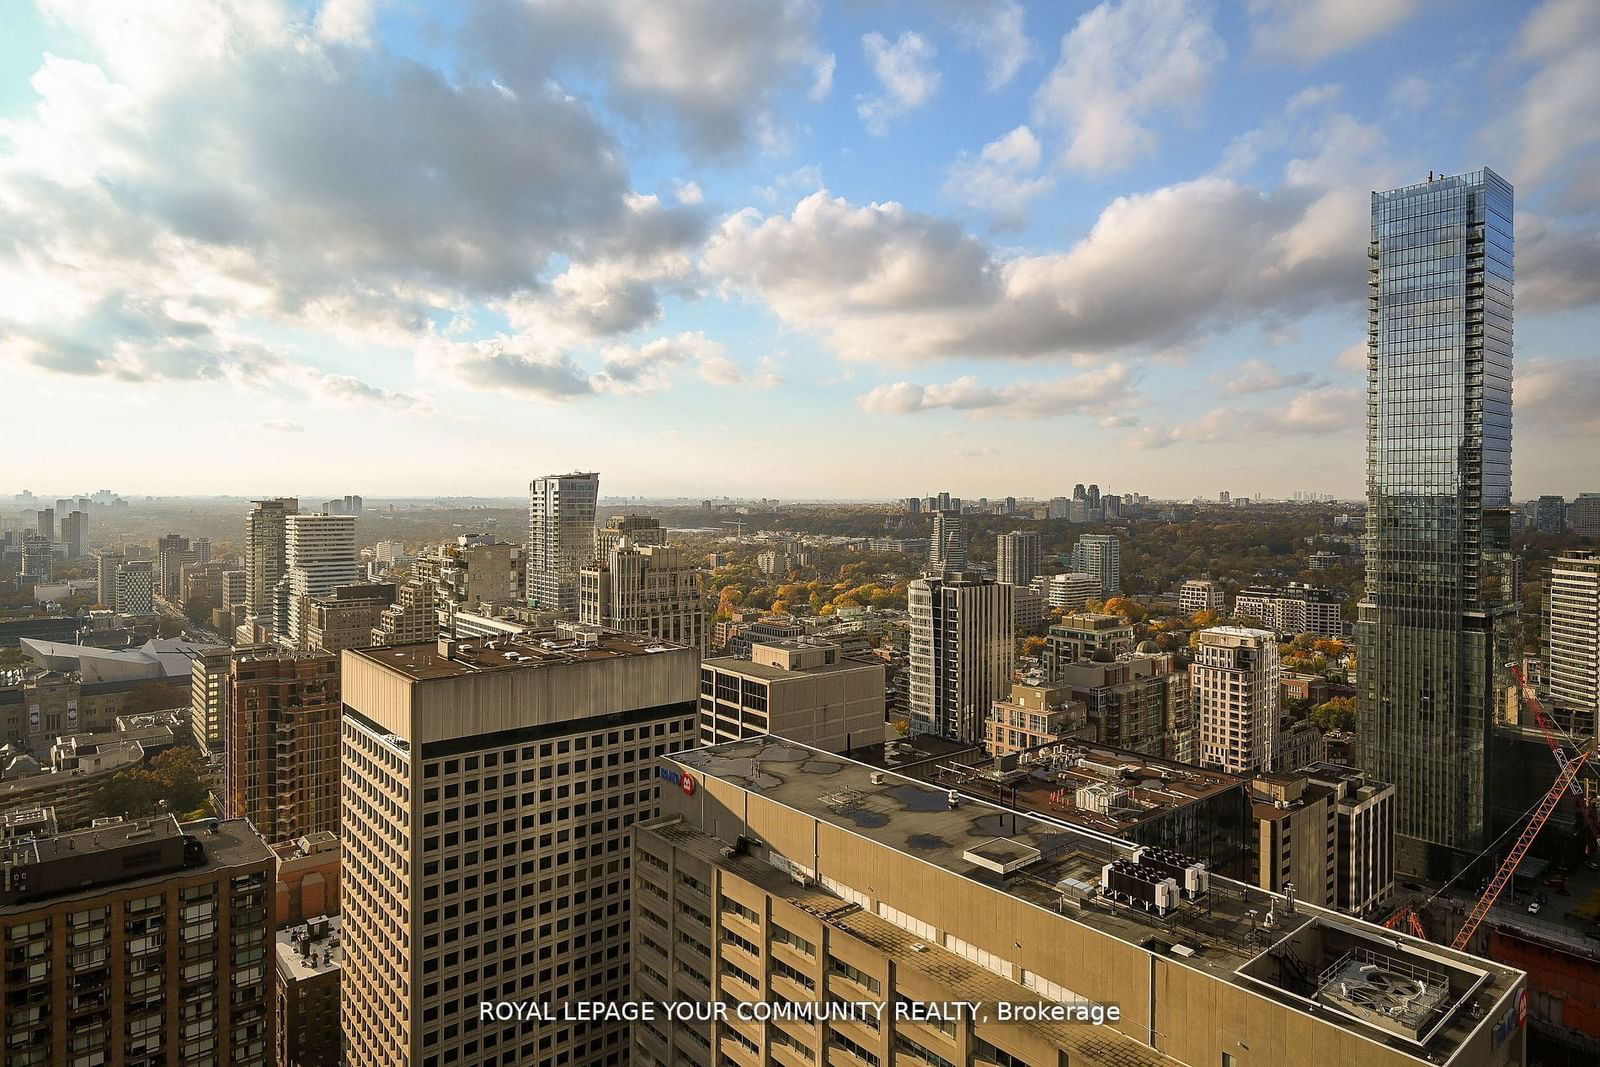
left=276, top=915, right=343, bottom=982
left=702, top=652, right=875, bottom=681
left=668, top=736, right=1524, bottom=1063
left=350, top=627, right=689, bottom=681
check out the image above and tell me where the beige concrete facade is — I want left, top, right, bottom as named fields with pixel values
left=700, top=641, right=886, bottom=753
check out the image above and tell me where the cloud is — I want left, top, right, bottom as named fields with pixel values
left=1248, top=0, right=1426, bottom=62
left=1033, top=0, right=1224, bottom=173
left=757, top=164, right=826, bottom=204
left=1333, top=341, right=1367, bottom=374
left=699, top=354, right=784, bottom=389
left=421, top=336, right=598, bottom=400
left=1099, top=413, right=1140, bottom=428
left=857, top=31, right=940, bottom=135
left=1519, top=356, right=1600, bottom=436
left=1220, top=358, right=1322, bottom=394
left=956, top=1, right=1035, bottom=90
left=259, top=419, right=306, bottom=433
left=673, top=180, right=705, bottom=205
left=857, top=363, right=1137, bottom=419
left=1131, top=387, right=1361, bottom=448
left=1501, top=0, right=1600, bottom=188
left=1518, top=214, right=1600, bottom=312
left=944, top=126, right=1055, bottom=227
left=314, top=372, right=426, bottom=411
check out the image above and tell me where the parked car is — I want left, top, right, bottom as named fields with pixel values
left=1527, top=900, right=1542, bottom=915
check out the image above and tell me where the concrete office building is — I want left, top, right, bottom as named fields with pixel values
left=634, top=735, right=1526, bottom=1067
left=1546, top=550, right=1600, bottom=728
left=699, top=640, right=886, bottom=752
left=1179, top=578, right=1224, bottom=616
left=1071, top=533, right=1121, bottom=595
left=907, top=573, right=1012, bottom=743
left=995, top=529, right=1042, bottom=587
left=1305, top=762, right=1398, bottom=919
left=1236, top=583, right=1345, bottom=639
left=0, top=815, right=275, bottom=1067
left=224, top=650, right=341, bottom=845
left=1194, top=626, right=1282, bottom=776
left=579, top=543, right=706, bottom=653
left=928, top=510, right=965, bottom=574
left=276, top=513, right=359, bottom=648
left=526, top=471, right=600, bottom=615
left=1043, top=612, right=1135, bottom=677
left=1357, top=169, right=1519, bottom=875
left=246, top=498, right=300, bottom=634
left=115, top=558, right=155, bottom=615
left=338, top=627, right=698, bottom=1067
left=1251, top=773, right=1338, bottom=908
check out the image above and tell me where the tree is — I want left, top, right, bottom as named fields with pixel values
left=1309, top=697, right=1356, bottom=732
left=1191, top=609, right=1219, bottom=628
left=184, top=594, right=214, bottom=625
left=1020, top=636, right=1047, bottom=658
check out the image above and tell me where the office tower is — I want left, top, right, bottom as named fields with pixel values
left=189, top=643, right=233, bottom=751
left=1087, top=483, right=1101, bottom=510
left=338, top=628, right=698, bottom=1067
left=35, top=506, right=53, bottom=538
left=1042, top=612, right=1135, bottom=675
left=1357, top=169, right=1517, bottom=874
left=114, top=558, right=154, bottom=614
left=927, top=510, right=965, bottom=573
left=0, top=815, right=274, bottom=1067
left=224, top=649, right=341, bottom=845
left=370, top=572, right=439, bottom=646
left=1179, top=578, right=1224, bottom=616
left=1070, top=533, right=1121, bottom=595
left=94, top=549, right=124, bottom=606
left=277, top=513, right=360, bottom=647
left=907, top=573, right=1012, bottom=741
left=698, top=639, right=886, bottom=751
left=1534, top=494, right=1566, bottom=534
left=19, top=532, right=51, bottom=581
left=1194, top=626, right=1281, bottom=775
left=594, top=513, right=666, bottom=558
left=156, top=533, right=193, bottom=600
left=1573, top=493, right=1600, bottom=538
left=305, top=583, right=396, bottom=654
left=1043, top=571, right=1098, bottom=611
left=903, top=496, right=921, bottom=514
left=995, top=529, right=1041, bottom=586
left=638, top=736, right=1527, bottom=1067
left=1234, top=583, right=1344, bottom=638
left=579, top=543, right=705, bottom=652
left=246, top=497, right=300, bottom=630
left=526, top=471, right=600, bottom=614
left=1547, top=550, right=1600, bottom=725
left=1305, top=762, right=1398, bottom=919
left=1250, top=773, right=1337, bottom=908
left=935, top=490, right=951, bottom=511
left=59, top=510, right=87, bottom=559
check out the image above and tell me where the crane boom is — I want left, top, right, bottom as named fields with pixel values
left=1452, top=751, right=1590, bottom=951
left=1509, top=663, right=1600, bottom=845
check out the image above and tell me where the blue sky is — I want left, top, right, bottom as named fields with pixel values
left=1, top=0, right=1596, bottom=500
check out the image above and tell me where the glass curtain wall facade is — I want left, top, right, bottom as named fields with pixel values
left=1356, top=169, right=1517, bottom=875
left=526, top=472, right=600, bottom=614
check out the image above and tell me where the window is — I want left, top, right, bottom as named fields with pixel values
left=827, top=958, right=881, bottom=995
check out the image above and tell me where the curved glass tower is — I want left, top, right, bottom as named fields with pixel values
left=1356, top=168, right=1517, bottom=876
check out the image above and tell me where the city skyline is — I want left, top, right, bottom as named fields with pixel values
left=2, top=0, right=1597, bottom=498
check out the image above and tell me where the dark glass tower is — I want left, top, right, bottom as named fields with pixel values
left=1356, top=168, right=1518, bottom=876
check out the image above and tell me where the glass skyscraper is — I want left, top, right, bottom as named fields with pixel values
left=1356, top=168, right=1518, bottom=876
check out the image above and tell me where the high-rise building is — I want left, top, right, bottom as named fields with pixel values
left=155, top=533, right=194, bottom=600
left=1573, top=493, right=1600, bottom=538
left=1235, top=583, right=1344, bottom=638
left=189, top=643, right=233, bottom=752
left=35, top=506, right=53, bottom=539
left=305, top=582, right=396, bottom=655
left=0, top=815, right=274, bottom=1067
left=94, top=549, right=124, bottom=607
left=1534, top=494, right=1567, bottom=534
left=1179, top=578, right=1224, bottom=616
left=19, top=532, right=52, bottom=582
left=1070, top=533, right=1120, bottom=595
left=1547, top=550, right=1600, bottom=724
left=1044, top=571, right=1100, bottom=611
left=276, top=513, right=359, bottom=647
left=1357, top=169, right=1518, bottom=874
left=59, top=510, right=87, bottom=559
left=579, top=542, right=705, bottom=652
left=927, top=510, right=965, bottom=573
left=594, top=513, right=666, bottom=559
left=1194, top=626, right=1281, bottom=775
left=224, top=649, right=341, bottom=845
left=115, top=558, right=154, bottom=615
left=338, top=628, right=698, bottom=1067
left=995, top=529, right=1041, bottom=586
left=526, top=471, right=600, bottom=614
left=246, top=497, right=299, bottom=631
left=907, top=573, right=1012, bottom=742
left=637, top=735, right=1527, bottom=1067
left=1042, top=612, right=1135, bottom=676
left=1305, top=762, right=1398, bottom=920
left=369, top=572, right=439, bottom=646
left=698, top=639, right=886, bottom=751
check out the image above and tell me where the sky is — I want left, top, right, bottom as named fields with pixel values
left=1, top=0, right=1597, bottom=501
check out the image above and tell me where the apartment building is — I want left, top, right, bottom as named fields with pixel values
left=1055, top=652, right=1194, bottom=763
left=594, top=514, right=666, bottom=559
left=0, top=815, right=275, bottom=1067
left=907, top=573, right=1012, bottom=743
left=1043, top=571, right=1100, bottom=612
left=338, top=627, right=698, bottom=1067
left=699, top=640, right=886, bottom=753
left=995, top=529, right=1041, bottom=586
left=1179, top=578, right=1224, bottom=616
left=223, top=650, right=341, bottom=845
left=1194, top=626, right=1282, bottom=775
left=370, top=573, right=439, bottom=647
left=1547, top=550, right=1600, bottom=726
left=1070, top=533, right=1120, bottom=595
left=276, top=514, right=360, bottom=649
left=275, top=914, right=342, bottom=1067
left=1235, top=583, right=1344, bottom=639
left=579, top=543, right=705, bottom=653
left=984, top=681, right=1090, bottom=756
left=1043, top=612, right=1135, bottom=677
left=305, top=583, right=396, bottom=655
left=634, top=735, right=1527, bottom=1067
left=526, top=471, right=600, bottom=614
left=1305, top=762, right=1398, bottom=920
left=928, top=510, right=965, bottom=574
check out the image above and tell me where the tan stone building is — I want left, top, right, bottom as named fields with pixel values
left=635, top=736, right=1527, bottom=1067
left=985, top=681, right=1091, bottom=756
left=579, top=542, right=705, bottom=653
left=338, top=627, right=699, bottom=1067
left=370, top=573, right=438, bottom=647
left=699, top=640, right=886, bottom=753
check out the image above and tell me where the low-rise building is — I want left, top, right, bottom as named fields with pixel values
left=1055, top=651, right=1194, bottom=762
left=1305, top=762, right=1397, bottom=919
left=1043, top=570, right=1099, bottom=611
left=699, top=640, right=885, bottom=753
left=275, top=914, right=342, bottom=1067
left=984, top=681, right=1091, bottom=756
left=1251, top=772, right=1338, bottom=909
left=1043, top=611, right=1135, bottom=675
left=1179, top=578, right=1225, bottom=616
left=273, top=830, right=340, bottom=929
left=1235, top=583, right=1344, bottom=638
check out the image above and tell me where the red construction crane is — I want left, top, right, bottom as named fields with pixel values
left=1451, top=750, right=1591, bottom=951
left=1508, top=663, right=1600, bottom=847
